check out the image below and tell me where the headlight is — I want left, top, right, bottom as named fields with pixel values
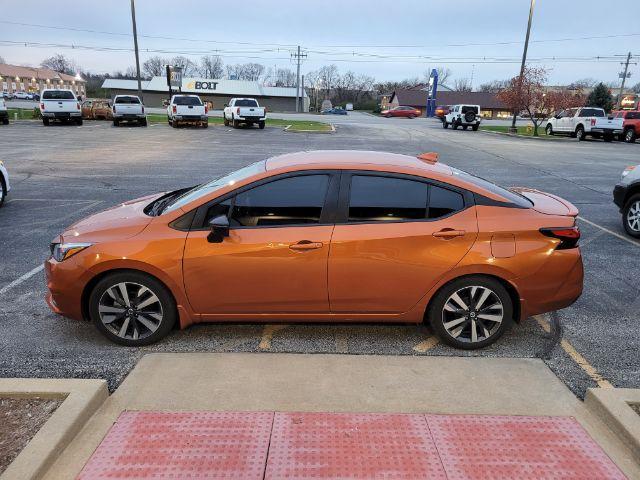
left=622, top=165, right=636, bottom=180
left=50, top=242, right=92, bottom=262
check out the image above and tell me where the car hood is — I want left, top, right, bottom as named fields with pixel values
left=510, top=187, right=579, bottom=216
left=60, top=192, right=163, bottom=243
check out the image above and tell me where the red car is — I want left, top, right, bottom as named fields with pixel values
left=381, top=106, right=422, bottom=118
left=613, top=110, right=640, bottom=143
left=435, top=105, right=450, bottom=121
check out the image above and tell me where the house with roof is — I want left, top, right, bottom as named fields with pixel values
left=0, top=63, right=86, bottom=96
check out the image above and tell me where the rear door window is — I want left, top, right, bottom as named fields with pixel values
left=348, top=176, right=428, bottom=221
left=429, top=186, right=465, bottom=219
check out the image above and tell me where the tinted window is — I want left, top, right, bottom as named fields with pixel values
left=235, top=99, right=258, bottom=107
left=231, top=175, right=329, bottom=227
left=451, top=168, right=532, bottom=207
left=461, top=106, right=479, bottom=114
left=581, top=108, right=604, bottom=117
left=42, top=90, right=75, bottom=100
left=626, top=111, right=640, bottom=119
left=349, top=176, right=428, bottom=222
left=429, top=186, right=464, bottom=219
left=206, top=199, right=232, bottom=223
left=115, top=96, right=141, bottom=104
left=174, top=96, right=202, bottom=106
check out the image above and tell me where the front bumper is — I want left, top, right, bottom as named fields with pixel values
left=613, top=183, right=627, bottom=209
left=44, top=256, right=92, bottom=321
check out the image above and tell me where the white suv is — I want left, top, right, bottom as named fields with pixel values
left=443, top=105, right=481, bottom=131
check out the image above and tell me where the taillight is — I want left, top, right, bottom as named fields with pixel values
left=40, top=103, right=45, bottom=110
left=205, top=105, right=208, bottom=114
left=590, top=118, right=596, bottom=126
left=540, top=226, right=580, bottom=249
left=77, top=102, right=80, bottom=110
left=172, top=105, right=177, bottom=114
left=237, top=107, right=240, bottom=115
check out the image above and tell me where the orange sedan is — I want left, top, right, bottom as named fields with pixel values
left=45, top=151, right=583, bottom=348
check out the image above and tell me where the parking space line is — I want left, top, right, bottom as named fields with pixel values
left=578, top=216, right=640, bottom=248
left=534, top=315, right=613, bottom=389
left=258, top=325, right=288, bottom=350
left=412, top=336, right=440, bottom=353
left=0, top=265, right=44, bottom=296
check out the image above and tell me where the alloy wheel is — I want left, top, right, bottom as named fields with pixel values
left=98, top=282, right=163, bottom=341
left=625, top=129, right=635, bottom=143
left=441, top=285, right=504, bottom=344
left=627, top=201, right=640, bottom=232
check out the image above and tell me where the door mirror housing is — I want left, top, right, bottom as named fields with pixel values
left=207, top=215, right=230, bottom=243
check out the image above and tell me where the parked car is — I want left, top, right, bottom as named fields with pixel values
left=443, top=105, right=481, bottom=130
left=13, top=91, right=30, bottom=100
left=612, top=110, right=640, bottom=143
left=32, top=93, right=40, bottom=102
left=321, top=107, right=348, bottom=115
left=1, top=91, right=12, bottom=100
left=545, top=107, right=623, bottom=141
left=0, top=98, right=8, bottom=125
left=435, top=105, right=450, bottom=121
left=167, top=95, right=208, bottom=128
left=112, top=95, right=147, bottom=126
left=40, top=89, right=82, bottom=125
left=381, top=106, right=421, bottom=118
left=81, top=100, right=112, bottom=120
left=0, top=160, right=10, bottom=207
left=223, top=98, right=266, bottom=129
left=613, top=165, right=640, bottom=238
left=44, top=150, right=583, bottom=349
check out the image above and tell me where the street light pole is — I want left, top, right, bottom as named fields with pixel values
left=130, top=0, right=143, bottom=101
left=509, top=0, right=535, bottom=133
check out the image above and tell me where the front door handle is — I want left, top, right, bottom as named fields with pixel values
left=289, top=241, right=323, bottom=251
left=433, top=229, right=466, bottom=239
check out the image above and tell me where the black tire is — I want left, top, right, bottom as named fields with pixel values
left=452, top=122, right=459, bottom=130
left=172, top=120, right=179, bottom=128
left=472, top=124, right=479, bottom=131
left=427, top=275, right=512, bottom=350
left=464, top=111, right=476, bottom=123
left=408, top=115, right=415, bottom=119
left=202, top=121, right=209, bottom=128
left=42, top=118, right=49, bottom=126
left=167, top=116, right=172, bottom=126
left=622, top=194, right=640, bottom=239
left=442, top=121, right=448, bottom=129
left=76, top=118, right=83, bottom=126
left=545, top=124, right=553, bottom=135
left=0, top=175, right=6, bottom=207
left=1, top=118, right=8, bottom=125
left=259, top=121, right=265, bottom=129
left=462, top=125, right=468, bottom=130
left=223, top=116, right=229, bottom=127
left=140, top=119, right=147, bottom=127
left=624, top=128, right=636, bottom=143
left=575, top=126, right=585, bottom=141
left=113, top=120, right=119, bottom=127
left=603, top=134, right=613, bottom=142
left=89, top=271, right=177, bottom=346
left=232, top=118, right=239, bottom=128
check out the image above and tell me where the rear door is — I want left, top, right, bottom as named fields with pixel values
left=328, top=172, right=478, bottom=314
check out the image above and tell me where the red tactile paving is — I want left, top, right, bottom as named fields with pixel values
left=264, top=412, right=448, bottom=479
left=425, top=414, right=627, bottom=480
left=76, top=410, right=274, bottom=480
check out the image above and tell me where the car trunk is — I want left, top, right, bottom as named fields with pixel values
left=510, top=187, right=578, bottom=216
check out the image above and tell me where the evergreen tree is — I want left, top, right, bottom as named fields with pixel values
left=585, top=83, right=614, bottom=112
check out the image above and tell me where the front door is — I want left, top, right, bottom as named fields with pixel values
left=328, top=173, right=478, bottom=314
left=183, top=172, right=337, bottom=315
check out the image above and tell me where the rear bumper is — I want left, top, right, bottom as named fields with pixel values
left=613, top=183, right=627, bottom=209
left=114, top=114, right=145, bottom=119
left=591, top=128, right=622, bottom=135
left=237, top=116, right=266, bottom=122
left=42, top=112, right=82, bottom=118
left=174, top=115, right=207, bottom=121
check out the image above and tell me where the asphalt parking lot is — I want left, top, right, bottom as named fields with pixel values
left=0, top=116, right=638, bottom=396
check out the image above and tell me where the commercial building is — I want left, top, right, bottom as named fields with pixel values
left=0, top=63, right=86, bottom=96
left=102, top=76, right=308, bottom=112
left=389, top=89, right=511, bottom=119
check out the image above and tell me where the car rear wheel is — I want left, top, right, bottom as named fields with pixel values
left=575, top=126, right=585, bottom=141
left=545, top=124, right=553, bottom=135
left=452, top=122, right=459, bottom=130
left=0, top=176, right=6, bottom=207
left=89, top=272, right=176, bottom=346
left=472, top=124, right=479, bottom=131
left=259, top=121, right=265, bottom=129
left=442, top=121, right=448, bottom=129
left=462, top=125, right=468, bottom=130
left=624, top=128, right=636, bottom=143
left=623, top=194, right=640, bottom=238
left=42, top=118, right=49, bottom=126
left=139, top=119, right=147, bottom=127
left=428, top=276, right=512, bottom=350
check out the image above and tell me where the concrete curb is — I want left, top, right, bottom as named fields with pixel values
left=0, top=378, right=108, bottom=480
left=585, top=388, right=640, bottom=464
left=283, top=123, right=335, bottom=134
left=479, top=128, right=563, bottom=141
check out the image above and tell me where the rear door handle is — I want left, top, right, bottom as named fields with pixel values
left=433, top=229, right=466, bottom=239
left=289, top=241, right=323, bottom=251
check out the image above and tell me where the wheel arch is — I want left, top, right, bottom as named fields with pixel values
left=575, top=123, right=585, bottom=131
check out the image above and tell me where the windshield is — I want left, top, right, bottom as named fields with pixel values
left=235, top=99, right=258, bottom=107
left=163, top=161, right=266, bottom=214
left=451, top=168, right=533, bottom=207
left=174, top=96, right=202, bottom=106
left=42, top=90, right=75, bottom=100
left=115, top=96, right=141, bottom=104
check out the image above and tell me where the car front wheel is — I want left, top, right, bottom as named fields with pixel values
left=623, top=194, right=640, bottom=238
left=545, top=124, right=553, bottom=135
left=89, top=271, right=176, bottom=346
left=428, top=276, right=512, bottom=350
left=576, top=126, right=585, bottom=141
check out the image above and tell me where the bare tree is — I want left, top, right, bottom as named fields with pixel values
left=453, top=78, right=473, bottom=92
left=477, top=79, right=510, bottom=93
left=142, top=56, right=170, bottom=77
left=199, top=55, right=224, bottom=78
left=424, top=67, right=452, bottom=86
left=170, top=56, right=198, bottom=76
left=317, top=64, right=339, bottom=98
left=567, top=78, right=598, bottom=89
left=225, top=63, right=265, bottom=81
left=41, top=54, right=77, bottom=75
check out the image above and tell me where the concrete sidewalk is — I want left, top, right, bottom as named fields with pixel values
left=43, top=353, right=640, bottom=479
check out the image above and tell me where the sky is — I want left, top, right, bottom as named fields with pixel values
left=0, top=0, right=635, bottom=87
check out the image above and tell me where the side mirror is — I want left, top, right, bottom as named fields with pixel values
left=207, top=215, right=230, bottom=243
left=224, top=104, right=228, bottom=107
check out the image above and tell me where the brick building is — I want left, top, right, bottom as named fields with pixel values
left=0, top=63, right=86, bottom=96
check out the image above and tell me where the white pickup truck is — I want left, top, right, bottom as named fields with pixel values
left=40, top=89, right=82, bottom=126
left=223, top=98, right=266, bottom=129
left=167, top=94, right=208, bottom=128
left=112, top=95, right=147, bottom=127
left=545, top=106, right=623, bottom=142
left=0, top=98, right=8, bottom=125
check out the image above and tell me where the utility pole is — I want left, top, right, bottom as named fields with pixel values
left=616, top=52, right=635, bottom=109
left=291, top=46, right=307, bottom=113
left=301, top=74, right=305, bottom=112
left=509, top=0, right=535, bottom=133
left=130, top=0, right=143, bottom=101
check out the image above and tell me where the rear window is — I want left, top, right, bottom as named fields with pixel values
left=174, top=96, right=202, bottom=106
left=234, top=99, right=258, bottom=107
left=42, top=90, right=75, bottom=100
left=115, top=96, right=140, bottom=104
left=581, top=108, right=605, bottom=117
left=461, top=106, right=479, bottom=114
left=451, top=168, right=533, bottom=207
left=626, top=111, right=640, bottom=120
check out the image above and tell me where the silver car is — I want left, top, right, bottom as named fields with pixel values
left=613, top=165, right=640, bottom=237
